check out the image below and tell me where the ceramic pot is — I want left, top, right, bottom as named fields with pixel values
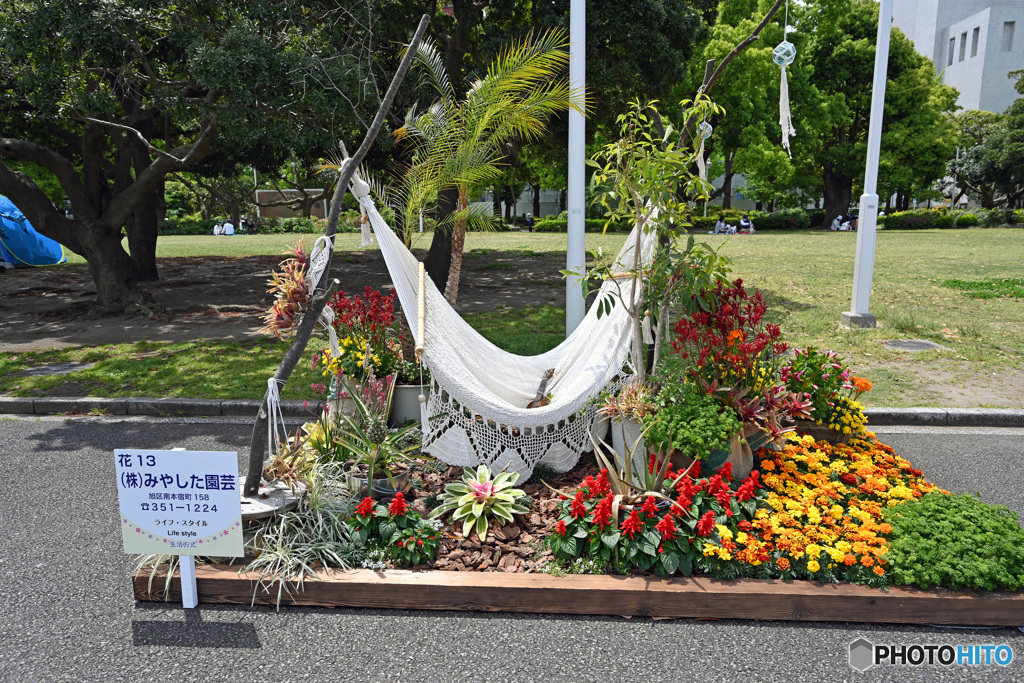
left=389, top=384, right=426, bottom=427
left=794, top=419, right=851, bottom=446
left=327, top=376, right=362, bottom=426
left=725, top=424, right=760, bottom=480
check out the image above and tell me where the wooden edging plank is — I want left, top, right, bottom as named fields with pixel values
left=132, top=564, right=1024, bottom=626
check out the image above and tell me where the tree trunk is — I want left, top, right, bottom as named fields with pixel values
left=126, top=184, right=160, bottom=282
left=78, top=220, right=147, bottom=311
left=504, top=187, right=513, bottom=223
left=492, top=188, right=501, bottom=217
left=559, top=189, right=566, bottom=213
left=821, top=164, right=853, bottom=228
left=443, top=188, right=469, bottom=305
left=424, top=186, right=457, bottom=290
left=532, top=183, right=541, bottom=217
left=721, top=151, right=735, bottom=209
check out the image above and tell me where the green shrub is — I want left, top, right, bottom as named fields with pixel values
left=158, top=217, right=218, bottom=235
left=954, top=212, right=980, bottom=227
left=534, top=218, right=632, bottom=233
left=883, top=492, right=1024, bottom=591
left=932, top=213, right=955, bottom=228
left=641, top=383, right=739, bottom=461
left=880, top=210, right=936, bottom=230
left=1014, top=209, right=1024, bottom=225
left=748, top=208, right=812, bottom=231
left=806, top=209, right=826, bottom=226
left=689, top=216, right=718, bottom=232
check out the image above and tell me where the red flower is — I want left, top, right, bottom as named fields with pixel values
left=640, top=496, right=659, bottom=518
left=620, top=509, right=643, bottom=540
left=355, top=497, right=374, bottom=517
left=570, top=491, right=588, bottom=519
left=594, top=468, right=611, bottom=496
left=714, top=487, right=733, bottom=508
left=840, top=473, right=858, bottom=485
left=737, top=520, right=753, bottom=531
left=555, top=520, right=567, bottom=536
left=655, top=514, right=677, bottom=541
left=736, top=481, right=756, bottom=501
left=705, top=474, right=725, bottom=496
left=689, top=461, right=702, bottom=479
left=718, top=462, right=733, bottom=482
left=696, top=511, right=716, bottom=537
left=592, top=494, right=614, bottom=529
left=388, top=492, right=408, bottom=517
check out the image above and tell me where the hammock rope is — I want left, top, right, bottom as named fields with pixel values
left=348, top=174, right=657, bottom=476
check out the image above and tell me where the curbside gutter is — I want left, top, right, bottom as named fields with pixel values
left=0, top=396, right=319, bottom=419
left=0, top=397, right=1022, bottom=427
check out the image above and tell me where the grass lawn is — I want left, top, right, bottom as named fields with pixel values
left=7, top=228, right=1024, bottom=408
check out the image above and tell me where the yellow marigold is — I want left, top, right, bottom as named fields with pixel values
left=830, top=505, right=844, bottom=520
left=716, top=524, right=733, bottom=541
left=805, top=544, right=823, bottom=559
left=807, top=560, right=820, bottom=573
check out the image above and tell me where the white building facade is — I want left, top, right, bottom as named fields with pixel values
left=893, top=0, right=1023, bottom=114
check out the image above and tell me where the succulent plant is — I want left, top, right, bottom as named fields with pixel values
left=430, top=465, right=529, bottom=539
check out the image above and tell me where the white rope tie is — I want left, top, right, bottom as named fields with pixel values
left=642, top=312, right=654, bottom=345
left=696, top=136, right=708, bottom=182
left=351, top=176, right=374, bottom=247
left=266, top=377, right=288, bottom=462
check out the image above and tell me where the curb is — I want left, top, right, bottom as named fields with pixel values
left=0, top=397, right=1021, bottom=427
left=0, top=396, right=318, bottom=419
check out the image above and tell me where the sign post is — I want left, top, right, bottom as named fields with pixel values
left=115, top=450, right=244, bottom=608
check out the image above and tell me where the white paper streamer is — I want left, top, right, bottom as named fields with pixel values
left=779, top=66, right=796, bottom=157
left=696, top=136, right=707, bottom=182
left=642, top=313, right=654, bottom=345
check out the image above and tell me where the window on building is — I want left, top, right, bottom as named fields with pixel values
left=948, top=37, right=955, bottom=66
left=971, top=27, right=980, bottom=57
left=1004, top=22, right=1016, bottom=52
left=959, top=32, right=967, bottom=61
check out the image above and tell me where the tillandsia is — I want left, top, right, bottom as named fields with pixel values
left=430, top=465, right=529, bottom=539
left=260, top=240, right=311, bottom=338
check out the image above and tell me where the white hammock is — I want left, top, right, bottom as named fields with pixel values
left=349, top=176, right=656, bottom=476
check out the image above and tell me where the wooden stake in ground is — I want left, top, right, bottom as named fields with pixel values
left=243, top=15, right=431, bottom=497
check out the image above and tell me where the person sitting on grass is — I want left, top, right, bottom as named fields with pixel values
left=222, top=218, right=235, bottom=235
left=738, top=214, right=754, bottom=233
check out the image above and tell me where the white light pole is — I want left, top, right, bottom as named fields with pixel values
left=842, top=0, right=893, bottom=329
left=566, top=0, right=586, bottom=335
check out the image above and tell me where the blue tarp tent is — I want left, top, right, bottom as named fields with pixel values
left=0, top=195, right=66, bottom=269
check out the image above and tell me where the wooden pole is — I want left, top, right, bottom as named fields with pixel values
left=243, top=15, right=431, bottom=497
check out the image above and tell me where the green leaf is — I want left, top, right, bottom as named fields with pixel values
left=601, top=531, right=621, bottom=548
left=661, top=550, right=679, bottom=575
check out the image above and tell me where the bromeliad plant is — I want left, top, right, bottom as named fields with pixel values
left=260, top=241, right=311, bottom=338
left=430, top=465, right=530, bottom=539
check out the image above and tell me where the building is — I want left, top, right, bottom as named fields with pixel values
left=893, top=0, right=1022, bottom=114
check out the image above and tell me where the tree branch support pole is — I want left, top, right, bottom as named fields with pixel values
left=243, top=14, right=431, bottom=497
left=842, top=0, right=892, bottom=330
left=565, top=0, right=586, bottom=335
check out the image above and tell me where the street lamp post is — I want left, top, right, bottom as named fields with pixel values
left=841, top=0, right=893, bottom=330
left=566, top=0, right=586, bottom=335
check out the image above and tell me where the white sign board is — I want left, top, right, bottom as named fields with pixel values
left=115, top=450, right=244, bottom=557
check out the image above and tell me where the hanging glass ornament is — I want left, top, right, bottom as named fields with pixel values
left=772, top=40, right=796, bottom=67
left=695, top=122, right=712, bottom=182
left=697, top=121, right=713, bottom=139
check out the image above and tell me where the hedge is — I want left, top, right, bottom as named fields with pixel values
left=881, top=208, right=1022, bottom=230
left=534, top=218, right=633, bottom=233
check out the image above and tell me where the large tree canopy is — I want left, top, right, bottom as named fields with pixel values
left=0, top=0, right=386, bottom=312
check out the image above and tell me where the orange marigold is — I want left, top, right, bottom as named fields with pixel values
left=844, top=554, right=857, bottom=566
left=776, top=557, right=791, bottom=570
left=873, top=566, right=885, bottom=576
left=860, top=555, right=875, bottom=568
left=852, top=377, right=872, bottom=393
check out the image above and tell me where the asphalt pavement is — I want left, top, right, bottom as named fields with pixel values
left=0, top=417, right=1021, bottom=683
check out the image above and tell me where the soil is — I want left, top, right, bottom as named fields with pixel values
left=0, top=249, right=568, bottom=353
left=400, top=459, right=598, bottom=573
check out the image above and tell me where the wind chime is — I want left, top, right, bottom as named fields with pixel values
left=695, top=120, right=713, bottom=182
left=772, top=0, right=797, bottom=156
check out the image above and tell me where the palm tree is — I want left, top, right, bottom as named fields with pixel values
left=392, top=29, right=584, bottom=305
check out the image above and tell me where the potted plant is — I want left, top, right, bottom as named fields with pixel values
left=780, top=348, right=871, bottom=444
left=596, top=380, right=657, bottom=466
left=326, top=373, right=424, bottom=499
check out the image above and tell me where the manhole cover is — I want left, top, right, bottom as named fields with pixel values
left=882, top=339, right=949, bottom=352
left=8, top=362, right=97, bottom=377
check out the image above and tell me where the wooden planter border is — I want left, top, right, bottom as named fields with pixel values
left=133, top=564, right=1024, bottom=626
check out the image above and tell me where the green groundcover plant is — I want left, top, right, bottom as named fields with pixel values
left=882, top=492, right=1024, bottom=591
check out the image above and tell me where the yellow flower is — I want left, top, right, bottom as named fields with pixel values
left=716, top=524, right=733, bottom=540
left=807, top=560, right=820, bottom=572
left=805, top=544, right=823, bottom=559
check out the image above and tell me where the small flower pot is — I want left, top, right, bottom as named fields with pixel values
left=794, top=419, right=851, bottom=446
left=327, top=376, right=362, bottom=426
left=345, top=462, right=410, bottom=499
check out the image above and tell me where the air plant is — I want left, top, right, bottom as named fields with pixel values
left=259, top=240, right=311, bottom=338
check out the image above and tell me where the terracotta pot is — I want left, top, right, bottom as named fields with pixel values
left=794, top=419, right=851, bottom=446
